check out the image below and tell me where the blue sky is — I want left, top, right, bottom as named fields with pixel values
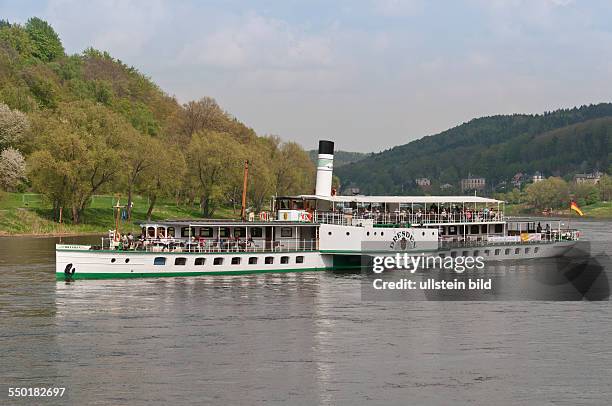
left=2, top=0, right=612, bottom=151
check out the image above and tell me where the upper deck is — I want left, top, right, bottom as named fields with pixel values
left=275, top=194, right=505, bottom=226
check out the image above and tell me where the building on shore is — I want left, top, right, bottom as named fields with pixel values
left=531, top=171, right=545, bottom=183
left=574, top=171, right=603, bottom=185
left=461, top=176, right=486, bottom=193
left=415, top=177, right=431, bottom=188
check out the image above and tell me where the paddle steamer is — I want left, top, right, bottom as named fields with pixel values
left=56, top=141, right=579, bottom=280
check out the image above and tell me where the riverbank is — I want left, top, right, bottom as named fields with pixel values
left=505, top=201, right=612, bottom=218
left=0, top=192, right=237, bottom=236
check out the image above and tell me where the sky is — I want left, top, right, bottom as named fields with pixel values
left=2, top=0, right=612, bottom=152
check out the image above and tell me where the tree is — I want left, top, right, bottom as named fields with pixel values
left=525, top=177, right=569, bottom=210
left=599, top=175, right=612, bottom=201
left=571, top=182, right=600, bottom=206
left=28, top=101, right=127, bottom=223
left=187, top=131, right=245, bottom=217
left=0, top=103, right=29, bottom=150
left=0, top=147, right=26, bottom=190
left=25, top=17, right=64, bottom=62
left=138, top=140, right=186, bottom=220
left=120, top=132, right=155, bottom=220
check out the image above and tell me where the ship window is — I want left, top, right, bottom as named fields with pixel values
left=473, top=250, right=479, bottom=256
left=265, top=256, right=274, bottom=264
left=157, top=227, right=166, bottom=238
left=484, top=250, right=490, bottom=256
left=525, top=248, right=530, bottom=254
left=231, top=257, right=241, bottom=265
left=281, top=227, right=292, bottom=237
left=154, top=257, right=166, bottom=265
left=281, top=256, right=289, bottom=264
left=167, top=227, right=175, bottom=237
left=346, top=232, right=350, bottom=236
left=495, top=224, right=503, bottom=233
left=470, top=225, right=479, bottom=234
left=296, top=256, right=304, bottom=263
left=328, top=232, right=332, bottom=236
left=175, top=257, right=187, bottom=265
left=367, top=231, right=370, bottom=236
left=219, top=227, right=230, bottom=238
left=147, top=227, right=155, bottom=237
left=141, top=227, right=146, bottom=237
left=495, top=249, right=500, bottom=256
left=125, top=258, right=130, bottom=263
left=439, top=253, right=446, bottom=259
left=199, top=227, right=213, bottom=237
left=381, top=232, right=384, bottom=236
left=451, top=251, right=457, bottom=258
left=111, top=258, right=116, bottom=263
left=234, top=227, right=246, bottom=238
left=250, top=227, right=263, bottom=238
left=462, top=251, right=469, bottom=257
left=534, top=247, right=539, bottom=253
left=422, top=232, right=425, bottom=236
left=195, top=257, right=206, bottom=265
left=181, top=227, right=196, bottom=237
left=515, top=248, right=520, bottom=254
left=213, top=257, right=223, bottom=265
left=481, top=225, right=487, bottom=234
left=505, top=248, right=510, bottom=255
left=249, top=257, right=257, bottom=264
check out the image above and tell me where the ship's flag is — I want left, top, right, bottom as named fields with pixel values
left=570, top=201, right=584, bottom=216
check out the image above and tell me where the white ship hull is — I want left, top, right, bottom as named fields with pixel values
left=56, top=248, right=332, bottom=280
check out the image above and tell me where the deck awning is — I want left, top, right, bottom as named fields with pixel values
left=287, top=195, right=504, bottom=204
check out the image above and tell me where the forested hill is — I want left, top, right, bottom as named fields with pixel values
left=308, top=150, right=369, bottom=168
left=336, top=105, right=612, bottom=194
left=0, top=17, right=314, bottom=223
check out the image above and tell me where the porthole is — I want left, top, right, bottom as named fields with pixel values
left=381, top=232, right=384, bottom=236
left=124, top=258, right=130, bottom=263
left=515, top=248, right=520, bottom=255
left=534, top=247, right=539, bottom=253
left=422, top=232, right=425, bottom=236
left=346, top=232, right=350, bottom=236
left=328, top=232, right=332, bottom=236
left=110, top=258, right=116, bottom=263
left=367, top=231, right=370, bottom=236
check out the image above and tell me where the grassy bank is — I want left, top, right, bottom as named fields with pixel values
left=505, top=201, right=612, bottom=218
left=0, top=192, right=237, bottom=236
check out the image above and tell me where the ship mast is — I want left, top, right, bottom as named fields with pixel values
left=240, top=160, right=249, bottom=220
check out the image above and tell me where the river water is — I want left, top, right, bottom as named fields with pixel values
left=1, top=220, right=611, bottom=405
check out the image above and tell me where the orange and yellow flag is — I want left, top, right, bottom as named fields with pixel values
left=570, top=201, right=584, bottom=216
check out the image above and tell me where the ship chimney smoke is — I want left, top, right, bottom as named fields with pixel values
left=315, top=140, right=334, bottom=196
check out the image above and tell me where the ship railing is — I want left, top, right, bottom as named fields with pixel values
left=439, top=230, right=577, bottom=249
left=313, top=211, right=504, bottom=226
left=99, top=238, right=318, bottom=253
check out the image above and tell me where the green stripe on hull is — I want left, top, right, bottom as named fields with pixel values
left=56, top=267, right=332, bottom=280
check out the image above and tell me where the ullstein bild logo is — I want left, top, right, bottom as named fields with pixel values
left=389, top=231, right=416, bottom=251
